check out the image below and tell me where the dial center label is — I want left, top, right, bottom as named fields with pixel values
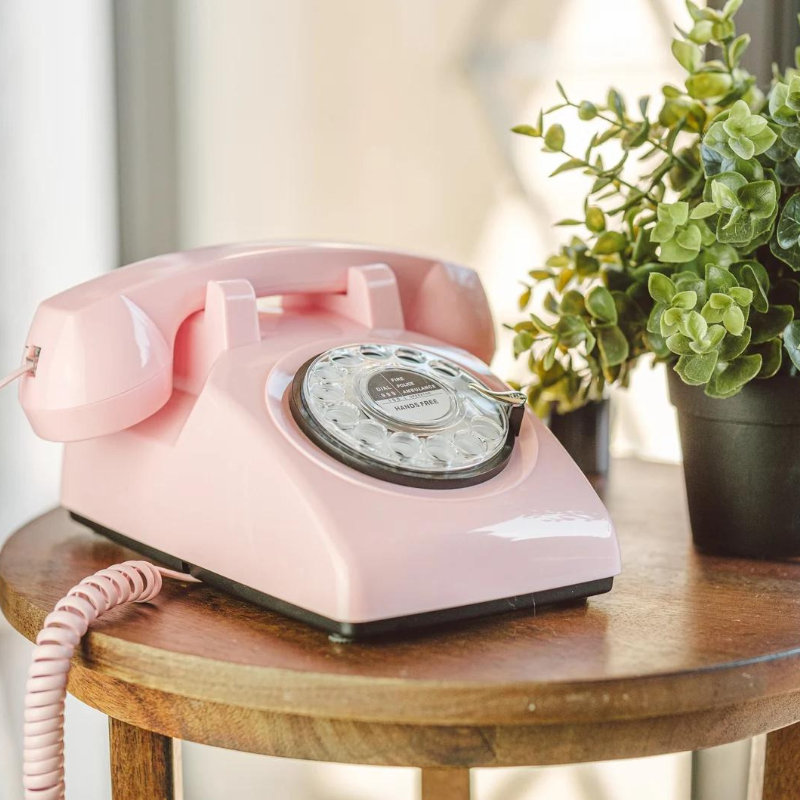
left=366, top=368, right=452, bottom=424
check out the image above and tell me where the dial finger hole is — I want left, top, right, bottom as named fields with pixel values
left=425, top=435, right=458, bottom=464
left=396, top=347, right=425, bottom=364
left=454, top=430, right=486, bottom=457
left=325, top=402, right=360, bottom=429
left=360, top=344, right=390, bottom=359
left=330, top=350, right=363, bottom=367
left=471, top=416, right=503, bottom=442
left=388, top=432, right=421, bottom=460
left=353, top=420, right=387, bottom=448
left=310, top=382, right=345, bottom=403
left=314, top=363, right=347, bottom=382
left=429, top=360, right=460, bottom=379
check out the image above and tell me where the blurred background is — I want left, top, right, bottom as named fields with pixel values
left=0, top=0, right=792, bottom=797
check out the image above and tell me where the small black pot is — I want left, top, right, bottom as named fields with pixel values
left=668, top=370, right=800, bottom=559
left=549, top=399, right=610, bottom=476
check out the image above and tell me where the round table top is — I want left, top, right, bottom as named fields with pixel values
left=3, top=458, right=800, bottom=768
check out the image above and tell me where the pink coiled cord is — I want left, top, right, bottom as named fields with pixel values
left=23, top=560, right=196, bottom=800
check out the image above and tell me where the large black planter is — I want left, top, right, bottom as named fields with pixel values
left=549, top=399, right=610, bottom=476
left=668, top=370, right=800, bottom=559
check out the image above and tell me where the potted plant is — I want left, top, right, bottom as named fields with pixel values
left=510, top=0, right=800, bottom=559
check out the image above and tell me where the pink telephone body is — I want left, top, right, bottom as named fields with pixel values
left=18, top=242, right=620, bottom=637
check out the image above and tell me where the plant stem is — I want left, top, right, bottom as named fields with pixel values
left=559, top=147, right=659, bottom=205
left=569, top=101, right=697, bottom=172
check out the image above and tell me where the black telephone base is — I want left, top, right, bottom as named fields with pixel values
left=70, top=511, right=614, bottom=640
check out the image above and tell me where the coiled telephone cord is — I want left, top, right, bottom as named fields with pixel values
left=22, top=561, right=197, bottom=800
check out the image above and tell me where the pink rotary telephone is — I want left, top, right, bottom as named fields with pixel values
left=9, top=241, right=620, bottom=798
left=15, top=241, right=620, bottom=638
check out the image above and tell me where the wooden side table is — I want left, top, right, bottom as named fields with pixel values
left=2, top=459, right=800, bottom=799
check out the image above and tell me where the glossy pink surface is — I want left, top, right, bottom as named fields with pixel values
left=44, top=243, right=619, bottom=623
left=19, top=242, right=494, bottom=441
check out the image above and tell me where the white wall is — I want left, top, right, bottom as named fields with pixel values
left=0, top=3, right=118, bottom=799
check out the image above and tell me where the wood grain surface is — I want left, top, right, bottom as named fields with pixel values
left=109, top=718, right=182, bottom=800
left=761, top=722, right=800, bottom=800
left=421, top=768, right=470, bottom=800
left=3, top=459, right=800, bottom=767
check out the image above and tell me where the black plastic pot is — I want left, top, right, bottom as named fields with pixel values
left=549, top=399, right=610, bottom=476
left=668, top=370, right=800, bottom=559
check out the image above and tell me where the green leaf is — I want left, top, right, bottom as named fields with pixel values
left=686, top=1, right=704, bottom=22
left=685, top=310, right=708, bottom=341
left=718, top=325, right=751, bottom=360
left=672, top=290, right=698, bottom=310
left=778, top=193, right=800, bottom=249
left=513, top=330, right=534, bottom=356
left=578, top=101, right=597, bottom=120
left=709, top=292, right=733, bottom=309
left=706, top=354, right=761, bottom=398
left=706, top=264, right=737, bottom=293
left=544, top=124, right=565, bottom=152
left=672, top=39, right=702, bottom=73
left=675, top=351, right=719, bottom=385
left=660, top=237, right=699, bottom=263
left=728, top=34, right=750, bottom=67
left=596, top=325, right=629, bottom=367
left=530, top=313, right=556, bottom=335
left=750, top=338, right=783, bottom=378
left=649, top=272, right=676, bottom=303
left=560, top=289, right=585, bottom=315
left=646, top=331, right=672, bottom=359
left=607, top=88, right=626, bottom=120
left=543, top=340, right=557, bottom=371
left=770, top=230, right=800, bottom=270
left=738, top=181, right=777, bottom=220
left=750, top=304, right=795, bottom=343
left=728, top=286, right=753, bottom=306
left=711, top=180, right=739, bottom=210
left=734, top=263, right=769, bottom=312
left=550, top=157, right=585, bottom=177
left=675, top=224, right=701, bottom=251
left=592, top=231, right=627, bottom=255
left=666, top=332, right=695, bottom=355
left=555, top=314, right=589, bottom=347
left=783, top=320, right=800, bottom=369
left=586, top=286, right=617, bottom=323
left=689, top=324, right=726, bottom=354
left=723, top=303, right=745, bottom=335
left=512, top=124, right=541, bottom=137
left=686, top=71, right=733, bottom=101
left=667, top=202, right=690, bottom=225
left=691, top=202, right=718, bottom=220
left=722, top=0, right=744, bottom=18
left=647, top=302, right=666, bottom=334
left=518, top=287, right=531, bottom=311
left=729, top=136, right=755, bottom=160
left=529, top=269, right=553, bottom=280
left=585, top=206, right=605, bottom=233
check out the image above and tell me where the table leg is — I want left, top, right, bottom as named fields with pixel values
left=109, top=717, right=182, bottom=800
left=759, top=723, right=800, bottom=800
left=420, top=768, right=470, bottom=800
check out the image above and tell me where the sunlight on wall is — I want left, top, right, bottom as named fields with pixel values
left=473, top=0, right=688, bottom=463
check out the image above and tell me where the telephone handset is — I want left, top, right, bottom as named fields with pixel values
left=19, top=242, right=495, bottom=442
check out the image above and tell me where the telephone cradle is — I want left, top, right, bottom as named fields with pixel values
left=17, top=241, right=620, bottom=638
